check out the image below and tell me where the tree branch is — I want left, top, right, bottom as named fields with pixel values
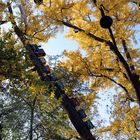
left=80, top=57, right=135, bottom=101
left=7, top=3, right=26, bottom=43
left=60, top=19, right=140, bottom=103
left=121, top=39, right=135, bottom=71
left=61, top=20, right=107, bottom=43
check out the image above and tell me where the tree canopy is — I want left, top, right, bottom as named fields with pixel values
left=0, top=0, right=140, bottom=139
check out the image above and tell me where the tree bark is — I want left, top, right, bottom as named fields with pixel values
left=108, top=28, right=140, bottom=104
left=29, top=98, right=36, bottom=140
left=0, top=123, right=2, bottom=140
left=121, top=39, right=135, bottom=71
left=121, top=39, right=140, bottom=103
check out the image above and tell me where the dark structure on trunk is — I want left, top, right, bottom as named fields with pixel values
left=7, top=2, right=96, bottom=140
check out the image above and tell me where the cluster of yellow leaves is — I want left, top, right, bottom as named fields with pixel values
left=62, top=46, right=131, bottom=92
left=0, top=2, right=7, bottom=20
left=1, top=0, right=139, bottom=139
left=28, top=77, right=48, bottom=102
left=97, top=106, right=140, bottom=138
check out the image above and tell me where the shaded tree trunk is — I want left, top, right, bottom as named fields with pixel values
left=0, top=123, right=2, bottom=140
left=108, top=28, right=140, bottom=104
left=29, top=98, right=36, bottom=140
left=122, top=39, right=140, bottom=101
left=121, top=39, right=140, bottom=102
left=122, top=39, right=135, bottom=71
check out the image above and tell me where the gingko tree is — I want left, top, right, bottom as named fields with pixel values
left=0, top=0, right=140, bottom=139
left=37, top=0, right=140, bottom=102
left=37, top=0, right=140, bottom=139
left=0, top=32, right=77, bottom=139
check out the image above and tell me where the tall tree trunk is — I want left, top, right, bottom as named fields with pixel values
left=29, top=98, right=36, bottom=140
left=0, top=123, right=2, bottom=140
left=0, top=102, right=3, bottom=140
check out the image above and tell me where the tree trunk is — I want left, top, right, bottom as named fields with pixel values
left=29, top=98, right=36, bottom=140
left=130, top=74, right=140, bottom=102
left=121, top=39, right=140, bottom=102
left=121, top=39, right=135, bottom=71
left=108, top=28, right=140, bottom=104
left=0, top=123, right=2, bottom=140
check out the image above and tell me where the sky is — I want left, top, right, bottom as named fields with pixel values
left=42, top=31, right=78, bottom=56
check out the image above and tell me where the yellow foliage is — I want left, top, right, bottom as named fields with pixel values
left=2, top=0, right=140, bottom=139
left=29, top=81, right=47, bottom=96
left=50, top=91, right=55, bottom=99
left=0, top=2, right=7, bottom=16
